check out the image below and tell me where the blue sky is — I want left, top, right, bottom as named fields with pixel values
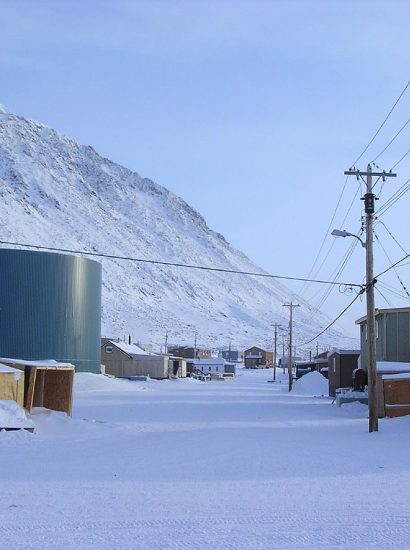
left=2, top=0, right=410, bottom=340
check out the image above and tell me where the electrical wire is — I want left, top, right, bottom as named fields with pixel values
left=299, top=290, right=364, bottom=347
left=350, top=78, right=410, bottom=168
left=374, top=232, right=410, bottom=297
left=371, top=116, right=410, bottom=163
left=377, top=281, right=410, bottom=302
left=314, top=237, right=359, bottom=311
left=0, top=239, right=363, bottom=288
left=391, top=148, right=410, bottom=170
left=376, top=219, right=408, bottom=256
left=376, top=177, right=410, bottom=218
left=298, top=176, right=349, bottom=295
left=375, top=285, right=393, bottom=307
left=376, top=251, right=410, bottom=279
left=301, top=182, right=362, bottom=299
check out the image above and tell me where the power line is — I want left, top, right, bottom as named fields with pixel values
left=371, top=116, right=410, bottom=163
left=376, top=251, right=410, bottom=279
left=376, top=219, right=408, bottom=256
left=350, top=78, right=410, bottom=167
left=299, top=176, right=349, bottom=295
left=0, top=239, right=363, bottom=288
left=299, top=290, right=364, bottom=347
left=374, top=232, right=410, bottom=298
left=391, top=148, right=410, bottom=170
left=301, top=182, right=361, bottom=299
left=378, top=281, right=410, bottom=302
left=376, top=177, right=410, bottom=218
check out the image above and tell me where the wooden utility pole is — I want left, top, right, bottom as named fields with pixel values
left=344, top=164, right=396, bottom=432
left=281, top=333, right=286, bottom=373
left=283, top=302, right=300, bottom=391
left=272, top=323, right=282, bottom=382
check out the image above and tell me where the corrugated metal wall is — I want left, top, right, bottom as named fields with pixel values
left=0, top=249, right=101, bottom=373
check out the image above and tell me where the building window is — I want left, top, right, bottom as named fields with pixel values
left=216, top=366, right=218, bottom=372
left=106, top=346, right=113, bottom=354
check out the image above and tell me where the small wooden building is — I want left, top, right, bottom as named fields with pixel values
left=376, top=361, right=410, bottom=417
left=0, top=358, right=75, bottom=416
left=244, top=346, right=273, bottom=368
left=0, top=364, right=25, bottom=407
left=101, top=341, right=186, bottom=379
left=383, top=374, right=410, bottom=417
left=327, top=349, right=360, bottom=397
left=167, top=346, right=212, bottom=360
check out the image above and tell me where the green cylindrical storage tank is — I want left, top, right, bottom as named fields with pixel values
left=0, top=249, right=101, bottom=373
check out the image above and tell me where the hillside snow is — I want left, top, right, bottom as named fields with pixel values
left=0, top=108, right=356, bottom=350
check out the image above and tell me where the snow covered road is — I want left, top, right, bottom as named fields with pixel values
left=1, top=369, right=410, bottom=549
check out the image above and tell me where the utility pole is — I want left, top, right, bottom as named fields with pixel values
left=164, top=331, right=168, bottom=355
left=281, top=332, right=286, bottom=373
left=272, top=323, right=282, bottom=382
left=194, top=330, right=197, bottom=359
left=344, top=164, right=396, bottom=432
left=283, top=302, right=300, bottom=391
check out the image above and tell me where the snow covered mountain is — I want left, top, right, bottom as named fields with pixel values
left=0, top=106, right=356, bottom=351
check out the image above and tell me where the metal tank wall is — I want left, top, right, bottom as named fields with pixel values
left=0, top=249, right=101, bottom=373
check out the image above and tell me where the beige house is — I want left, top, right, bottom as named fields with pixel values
left=101, top=340, right=186, bottom=380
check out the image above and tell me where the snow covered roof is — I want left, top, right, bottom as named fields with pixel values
left=356, top=307, right=410, bottom=324
left=376, top=361, right=410, bottom=373
left=0, top=358, right=74, bottom=368
left=192, top=358, right=225, bottom=366
left=106, top=341, right=153, bottom=357
left=328, top=349, right=360, bottom=356
left=0, top=363, right=22, bottom=375
left=383, top=373, right=410, bottom=380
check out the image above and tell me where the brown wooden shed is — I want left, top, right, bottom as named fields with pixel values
left=0, top=358, right=75, bottom=416
left=376, top=362, right=410, bottom=417
left=327, top=349, right=360, bottom=397
left=383, top=374, right=410, bottom=417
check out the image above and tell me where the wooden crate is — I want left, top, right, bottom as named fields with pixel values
left=0, top=360, right=75, bottom=416
left=383, top=378, right=410, bottom=418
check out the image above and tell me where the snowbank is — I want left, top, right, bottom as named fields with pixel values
left=0, top=400, right=34, bottom=429
left=291, top=370, right=328, bottom=396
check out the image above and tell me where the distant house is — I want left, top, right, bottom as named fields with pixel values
left=220, top=350, right=244, bottom=363
left=327, top=349, right=360, bottom=397
left=278, top=355, right=302, bottom=370
left=167, top=346, right=212, bottom=360
left=313, top=351, right=329, bottom=371
left=193, top=358, right=224, bottom=375
left=101, top=340, right=186, bottom=379
left=244, top=347, right=273, bottom=368
left=356, top=307, right=410, bottom=368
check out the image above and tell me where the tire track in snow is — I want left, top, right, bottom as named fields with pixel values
left=1, top=513, right=408, bottom=549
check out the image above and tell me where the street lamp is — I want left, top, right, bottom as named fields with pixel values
left=331, top=229, right=366, bottom=247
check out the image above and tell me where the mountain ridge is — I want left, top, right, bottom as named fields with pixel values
left=0, top=108, right=357, bottom=351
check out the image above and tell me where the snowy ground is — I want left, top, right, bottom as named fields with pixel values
left=1, top=368, right=410, bottom=549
